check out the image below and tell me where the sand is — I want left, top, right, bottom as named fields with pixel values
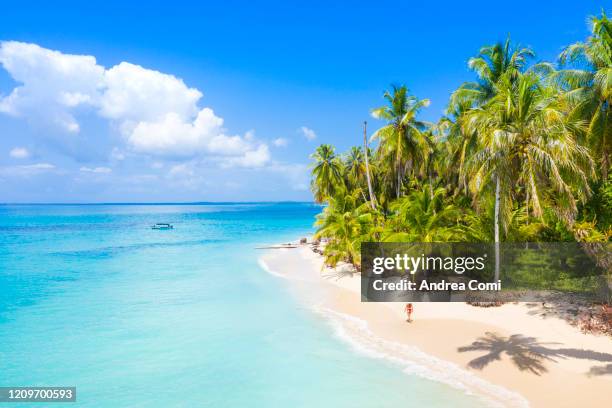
left=259, top=245, right=612, bottom=408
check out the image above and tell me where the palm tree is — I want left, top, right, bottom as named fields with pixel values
left=344, top=147, right=366, bottom=190
left=310, top=144, right=343, bottom=203
left=363, top=121, right=377, bottom=209
left=314, top=187, right=379, bottom=267
left=371, top=85, right=431, bottom=199
left=382, top=186, right=468, bottom=242
left=439, top=99, right=479, bottom=194
left=465, top=72, right=594, bottom=236
left=450, top=37, right=534, bottom=109
left=556, top=12, right=612, bottom=179
left=451, top=38, right=536, bottom=280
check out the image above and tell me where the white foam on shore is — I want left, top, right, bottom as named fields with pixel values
left=258, top=251, right=529, bottom=407
left=258, top=257, right=289, bottom=279
left=316, top=307, right=529, bottom=408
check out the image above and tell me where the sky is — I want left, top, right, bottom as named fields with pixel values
left=0, top=0, right=607, bottom=203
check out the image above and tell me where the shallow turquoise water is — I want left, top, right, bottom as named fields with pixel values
left=0, top=203, right=485, bottom=407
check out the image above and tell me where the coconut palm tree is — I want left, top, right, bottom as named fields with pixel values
left=382, top=186, right=468, bottom=242
left=439, top=99, right=479, bottom=194
left=371, top=85, right=431, bottom=199
left=363, top=121, right=378, bottom=209
left=344, top=147, right=366, bottom=190
left=314, top=187, right=379, bottom=267
left=310, top=144, right=343, bottom=203
left=451, top=37, right=534, bottom=109
left=465, top=72, right=594, bottom=237
left=556, top=12, right=612, bottom=179
left=449, top=38, right=536, bottom=248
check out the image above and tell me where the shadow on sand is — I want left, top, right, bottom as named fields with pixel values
left=321, top=263, right=356, bottom=281
left=458, top=332, right=612, bottom=376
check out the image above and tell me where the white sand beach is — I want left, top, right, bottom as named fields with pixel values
left=260, top=245, right=612, bottom=408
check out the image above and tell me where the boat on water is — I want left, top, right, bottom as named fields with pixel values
left=151, top=223, right=174, bottom=230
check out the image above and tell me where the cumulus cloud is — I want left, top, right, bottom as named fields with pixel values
left=99, top=62, right=201, bottom=122
left=0, top=41, right=270, bottom=167
left=272, top=138, right=288, bottom=147
left=79, top=166, right=112, bottom=174
left=299, top=126, right=316, bottom=141
left=9, top=147, right=30, bottom=159
left=0, top=42, right=103, bottom=133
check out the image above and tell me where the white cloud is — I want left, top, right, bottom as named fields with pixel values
left=99, top=62, right=201, bottom=122
left=9, top=147, right=30, bottom=159
left=21, top=163, right=55, bottom=170
left=0, top=41, right=270, bottom=167
left=272, top=138, right=288, bottom=147
left=299, top=126, right=316, bottom=141
left=223, top=144, right=270, bottom=168
left=0, top=162, right=56, bottom=177
left=0, top=41, right=103, bottom=133
left=80, top=166, right=112, bottom=174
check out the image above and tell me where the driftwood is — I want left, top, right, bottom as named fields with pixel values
left=255, top=244, right=298, bottom=249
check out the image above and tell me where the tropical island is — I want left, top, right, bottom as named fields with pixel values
left=262, top=11, right=612, bottom=408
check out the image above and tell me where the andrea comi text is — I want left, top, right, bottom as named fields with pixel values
left=371, top=278, right=502, bottom=292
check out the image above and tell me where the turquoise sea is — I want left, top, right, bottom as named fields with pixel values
left=0, top=203, right=487, bottom=407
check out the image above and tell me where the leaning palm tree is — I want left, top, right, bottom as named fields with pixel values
left=371, top=85, right=431, bottom=199
left=556, top=12, right=612, bottom=179
left=363, top=121, right=378, bottom=209
left=310, top=144, right=343, bottom=203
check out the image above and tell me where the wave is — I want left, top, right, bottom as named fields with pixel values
left=257, top=251, right=527, bottom=407
left=257, top=257, right=289, bottom=279
left=315, top=307, right=530, bottom=408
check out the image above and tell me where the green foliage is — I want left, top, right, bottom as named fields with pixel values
left=309, top=11, right=612, bottom=268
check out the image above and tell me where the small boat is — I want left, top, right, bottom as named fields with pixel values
left=151, top=223, right=173, bottom=230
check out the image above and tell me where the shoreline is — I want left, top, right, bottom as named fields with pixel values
left=259, top=244, right=612, bottom=408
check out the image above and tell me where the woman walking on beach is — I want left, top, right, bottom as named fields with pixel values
left=405, top=303, right=413, bottom=322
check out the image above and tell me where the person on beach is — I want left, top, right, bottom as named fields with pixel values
left=405, top=303, right=413, bottom=322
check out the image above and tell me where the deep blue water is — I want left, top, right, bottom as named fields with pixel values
left=0, top=203, right=483, bottom=407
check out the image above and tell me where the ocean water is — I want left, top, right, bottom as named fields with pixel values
left=0, top=203, right=487, bottom=407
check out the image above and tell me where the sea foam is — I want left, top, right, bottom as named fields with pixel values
left=315, top=307, right=529, bottom=408
left=260, top=253, right=530, bottom=407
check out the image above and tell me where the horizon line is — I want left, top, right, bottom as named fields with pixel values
left=0, top=200, right=318, bottom=206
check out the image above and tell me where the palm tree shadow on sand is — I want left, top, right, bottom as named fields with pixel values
left=321, top=263, right=356, bottom=281
left=458, top=332, right=612, bottom=376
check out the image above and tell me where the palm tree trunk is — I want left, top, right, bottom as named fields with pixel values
left=363, top=121, right=377, bottom=210
left=494, top=175, right=501, bottom=282
left=602, top=149, right=609, bottom=181
left=396, top=132, right=402, bottom=199
left=525, top=187, right=529, bottom=224
left=525, top=187, right=529, bottom=250
left=396, top=160, right=401, bottom=199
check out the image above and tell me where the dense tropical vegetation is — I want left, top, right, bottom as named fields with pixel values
left=310, top=12, right=611, bottom=270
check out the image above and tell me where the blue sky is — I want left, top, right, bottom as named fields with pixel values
left=0, top=1, right=607, bottom=202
